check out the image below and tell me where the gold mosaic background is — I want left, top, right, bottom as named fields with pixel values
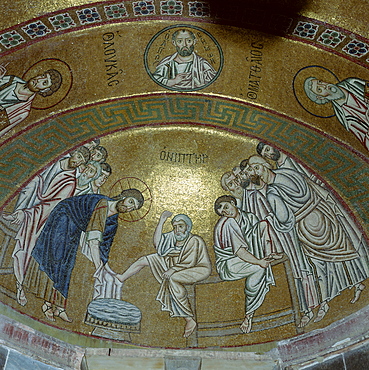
left=1, top=0, right=369, bottom=352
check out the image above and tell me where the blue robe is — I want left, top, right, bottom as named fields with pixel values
left=32, top=194, right=118, bottom=298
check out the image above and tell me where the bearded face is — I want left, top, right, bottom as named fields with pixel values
left=176, top=44, right=194, bottom=57
left=78, top=172, right=93, bottom=187
left=310, top=79, right=346, bottom=102
left=116, top=197, right=139, bottom=213
left=268, top=148, right=281, bottom=161
left=239, top=177, right=251, bottom=189
left=172, top=220, right=190, bottom=242
left=261, top=145, right=281, bottom=161
left=174, top=230, right=189, bottom=241
left=233, top=167, right=250, bottom=189
left=250, top=174, right=261, bottom=185
left=172, top=30, right=196, bottom=58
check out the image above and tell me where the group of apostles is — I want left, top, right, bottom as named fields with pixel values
left=1, top=135, right=209, bottom=339
left=2, top=139, right=146, bottom=323
left=3, top=138, right=369, bottom=340
left=215, top=141, right=369, bottom=333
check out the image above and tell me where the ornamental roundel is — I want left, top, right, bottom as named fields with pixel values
left=144, top=24, right=223, bottom=91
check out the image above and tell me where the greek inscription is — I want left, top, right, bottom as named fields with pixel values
left=153, top=32, right=171, bottom=67
left=160, top=149, right=209, bottom=164
left=197, top=32, right=216, bottom=65
left=102, top=32, right=123, bottom=86
left=246, top=41, right=264, bottom=100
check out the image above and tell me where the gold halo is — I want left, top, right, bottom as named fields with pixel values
left=22, top=58, right=72, bottom=110
left=109, top=177, right=152, bottom=222
left=293, top=65, right=340, bottom=118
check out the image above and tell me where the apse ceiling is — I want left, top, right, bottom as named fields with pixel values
left=0, top=0, right=369, bottom=357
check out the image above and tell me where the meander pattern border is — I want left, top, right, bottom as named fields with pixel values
left=1, top=94, right=368, bottom=227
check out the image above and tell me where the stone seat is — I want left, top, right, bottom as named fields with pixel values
left=185, top=256, right=302, bottom=347
left=84, top=298, right=141, bottom=341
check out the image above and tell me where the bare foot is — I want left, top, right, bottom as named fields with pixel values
left=240, top=313, right=253, bottom=333
left=54, top=307, right=73, bottom=322
left=183, top=318, right=197, bottom=338
left=42, top=302, right=55, bottom=322
left=298, top=310, right=313, bottom=328
left=314, top=302, right=329, bottom=323
left=350, top=283, right=365, bottom=304
left=2, top=213, right=15, bottom=222
left=16, top=282, right=27, bottom=306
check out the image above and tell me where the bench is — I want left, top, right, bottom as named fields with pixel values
left=185, top=256, right=303, bottom=347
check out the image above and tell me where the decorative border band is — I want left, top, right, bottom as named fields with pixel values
left=0, top=94, right=368, bottom=227
left=1, top=1, right=369, bottom=69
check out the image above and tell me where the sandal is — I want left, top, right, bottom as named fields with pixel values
left=54, top=307, right=73, bottom=322
left=314, top=302, right=329, bottom=323
left=16, top=282, right=27, bottom=306
left=42, top=302, right=55, bottom=322
left=183, top=320, right=197, bottom=338
left=240, top=312, right=254, bottom=333
left=297, top=310, right=313, bottom=328
left=350, top=283, right=365, bottom=304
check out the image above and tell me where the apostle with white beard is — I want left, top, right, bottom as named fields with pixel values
left=75, top=161, right=102, bottom=195
left=117, top=211, right=211, bottom=338
left=248, top=155, right=369, bottom=326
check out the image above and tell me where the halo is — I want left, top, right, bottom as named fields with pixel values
left=292, top=65, right=340, bottom=118
left=144, top=24, right=223, bottom=92
left=109, top=177, right=152, bottom=222
left=22, top=58, right=72, bottom=110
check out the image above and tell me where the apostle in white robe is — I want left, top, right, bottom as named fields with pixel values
left=3, top=147, right=90, bottom=306
left=240, top=158, right=320, bottom=327
left=117, top=211, right=211, bottom=338
left=256, top=142, right=324, bottom=186
left=213, top=195, right=275, bottom=333
left=304, top=77, right=369, bottom=151
left=0, top=65, right=62, bottom=135
left=249, top=155, right=369, bottom=325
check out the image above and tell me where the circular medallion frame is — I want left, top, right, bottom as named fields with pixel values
left=22, top=58, right=73, bottom=110
left=144, top=24, right=223, bottom=91
left=292, top=65, right=340, bottom=118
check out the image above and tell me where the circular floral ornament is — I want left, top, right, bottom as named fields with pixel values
left=144, top=24, right=223, bottom=91
left=48, top=13, right=76, bottom=31
left=104, top=4, right=128, bottom=19
left=160, top=0, right=183, bottom=15
left=109, top=177, right=152, bottom=222
left=22, top=59, right=73, bottom=110
left=318, top=30, right=345, bottom=48
left=343, top=39, right=369, bottom=58
left=76, top=7, right=102, bottom=25
left=0, top=31, right=25, bottom=49
left=292, top=65, right=340, bottom=118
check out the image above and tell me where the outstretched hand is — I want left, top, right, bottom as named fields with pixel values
left=162, top=268, right=175, bottom=279
left=258, top=258, right=271, bottom=269
left=7, top=210, right=25, bottom=225
left=160, top=210, right=172, bottom=222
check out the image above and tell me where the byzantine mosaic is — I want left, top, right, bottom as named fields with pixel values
left=0, top=0, right=369, bottom=357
